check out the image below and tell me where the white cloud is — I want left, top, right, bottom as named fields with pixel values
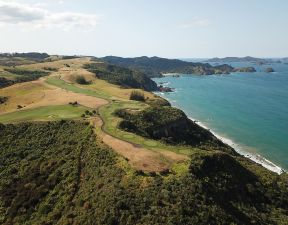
left=0, top=0, right=100, bottom=31
left=179, top=17, right=211, bottom=29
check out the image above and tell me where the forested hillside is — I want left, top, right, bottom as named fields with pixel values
left=0, top=121, right=287, bottom=225
left=101, top=56, right=234, bottom=77
left=84, top=62, right=158, bottom=91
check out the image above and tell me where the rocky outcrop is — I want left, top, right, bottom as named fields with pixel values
left=158, top=85, right=174, bottom=92
left=265, top=67, right=275, bottom=73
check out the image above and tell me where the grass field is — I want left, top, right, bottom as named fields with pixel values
left=46, top=77, right=113, bottom=100
left=0, top=105, right=90, bottom=123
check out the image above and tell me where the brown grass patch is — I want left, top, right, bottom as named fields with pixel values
left=0, top=77, right=108, bottom=115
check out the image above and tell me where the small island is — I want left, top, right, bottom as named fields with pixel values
left=265, top=67, right=275, bottom=73
left=233, top=67, right=257, bottom=73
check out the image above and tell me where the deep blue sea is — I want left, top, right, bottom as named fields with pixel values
left=153, top=62, right=288, bottom=172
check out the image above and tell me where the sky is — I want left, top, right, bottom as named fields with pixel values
left=0, top=0, right=287, bottom=58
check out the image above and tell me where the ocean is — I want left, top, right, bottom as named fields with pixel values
left=153, top=62, right=288, bottom=173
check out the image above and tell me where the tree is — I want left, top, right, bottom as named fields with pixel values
left=130, top=90, right=145, bottom=101
left=75, top=75, right=89, bottom=85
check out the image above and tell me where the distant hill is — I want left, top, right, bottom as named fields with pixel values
left=0, top=52, right=50, bottom=66
left=0, top=52, right=49, bottom=60
left=84, top=62, right=158, bottom=91
left=101, top=56, right=235, bottom=77
left=207, top=56, right=268, bottom=63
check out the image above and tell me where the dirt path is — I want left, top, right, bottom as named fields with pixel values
left=90, top=117, right=187, bottom=172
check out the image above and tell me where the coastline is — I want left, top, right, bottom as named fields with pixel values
left=154, top=92, right=285, bottom=175
left=190, top=117, right=284, bottom=175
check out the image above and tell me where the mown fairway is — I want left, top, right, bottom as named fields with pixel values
left=0, top=105, right=90, bottom=123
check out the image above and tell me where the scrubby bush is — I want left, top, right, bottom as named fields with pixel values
left=0, top=121, right=287, bottom=224
left=130, top=90, right=145, bottom=101
left=116, top=106, right=231, bottom=151
left=0, top=96, right=8, bottom=104
left=69, top=101, right=78, bottom=106
left=1, top=68, right=50, bottom=88
left=75, top=75, right=89, bottom=85
left=43, top=67, right=58, bottom=72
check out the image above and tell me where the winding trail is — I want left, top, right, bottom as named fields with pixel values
left=1, top=61, right=188, bottom=172
left=52, top=70, right=188, bottom=172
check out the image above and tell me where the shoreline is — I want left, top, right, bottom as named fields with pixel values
left=189, top=117, right=284, bottom=175
left=154, top=92, right=285, bottom=175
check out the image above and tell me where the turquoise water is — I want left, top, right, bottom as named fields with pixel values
left=154, top=62, right=288, bottom=170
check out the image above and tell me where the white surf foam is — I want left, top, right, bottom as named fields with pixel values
left=188, top=117, right=284, bottom=175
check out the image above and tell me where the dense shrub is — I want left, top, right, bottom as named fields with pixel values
left=4, top=68, right=49, bottom=77
left=0, top=52, right=49, bottom=60
left=0, top=121, right=287, bottom=224
left=116, top=106, right=231, bottom=151
left=130, top=90, right=145, bottom=101
left=0, top=68, right=50, bottom=88
left=0, top=96, right=8, bottom=104
left=43, top=67, right=58, bottom=72
left=0, top=77, right=14, bottom=88
left=75, top=75, right=89, bottom=85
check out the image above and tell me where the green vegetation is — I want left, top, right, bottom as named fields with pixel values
left=43, top=67, right=58, bottom=72
left=0, top=68, right=50, bottom=88
left=99, top=101, right=195, bottom=155
left=0, top=57, right=287, bottom=224
left=233, top=67, right=257, bottom=73
left=0, top=77, right=14, bottom=89
left=0, top=121, right=287, bottom=224
left=129, top=90, right=145, bottom=101
left=4, top=68, right=49, bottom=77
left=0, top=52, right=49, bottom=60
left=75, top=75, right=90, bottom=85
left=115, top=106, right=232, bottom=152
left=0, top=105, right=90, bottom=123
left=101, top=56, right=235, bottom=77
left=0, top=53, right=50, bottom=66
left=84, top=63, right=158, bottom=91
